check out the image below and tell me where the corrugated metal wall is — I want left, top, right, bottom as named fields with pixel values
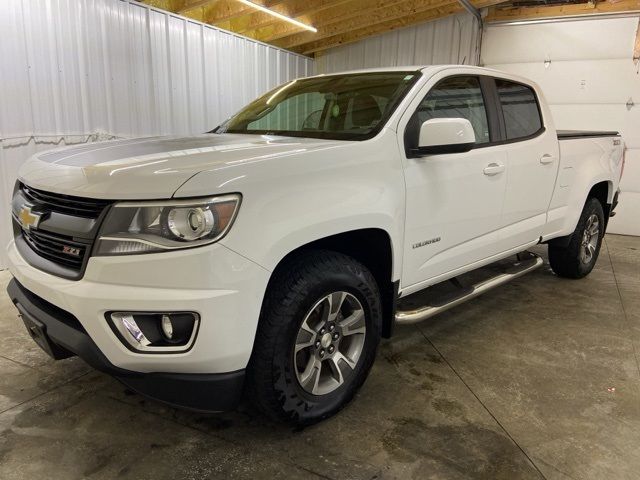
left=0, top=0, right=313, bottom=269
left=316, top=13, right=480, bottom=73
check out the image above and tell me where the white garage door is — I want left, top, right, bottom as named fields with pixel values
left=482, top=16, right=640, bottom=236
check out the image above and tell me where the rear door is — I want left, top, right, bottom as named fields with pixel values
left=491, top=79, right=560, bottom=250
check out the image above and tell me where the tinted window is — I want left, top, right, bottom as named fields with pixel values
left=496, top=79, right=542, bottom=140
left=416, top=76, right=490, bottom=144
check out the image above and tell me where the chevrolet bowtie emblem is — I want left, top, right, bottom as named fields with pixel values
left=18, top=205, right=43, bottom=231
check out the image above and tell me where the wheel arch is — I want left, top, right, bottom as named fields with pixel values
left=587, top=180, right=613, bottom=221
left=264, top=228, right=398, bottom=339
left=549, top=180, right=613, bottom=248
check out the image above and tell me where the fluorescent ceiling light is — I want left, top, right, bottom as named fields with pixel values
left=237, top=0, right=317, bottom=33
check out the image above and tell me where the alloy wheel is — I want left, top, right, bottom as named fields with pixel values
left=580, top=214, right=600, bottom=264
left=294, top=291, right=366, bottom=396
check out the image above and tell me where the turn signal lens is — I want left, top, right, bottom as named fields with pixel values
left=111, top=313, right=150, bottom=347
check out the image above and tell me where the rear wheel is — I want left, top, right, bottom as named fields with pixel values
left=246, top=250, right=382, bottom=425
left=548, top=197, right=605, bottom=279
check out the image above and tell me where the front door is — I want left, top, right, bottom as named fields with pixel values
left=401, top=75, right=508, bottom=289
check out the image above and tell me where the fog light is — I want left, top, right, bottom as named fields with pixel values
left=107, top=311, right=199, bottom=353
left=161, top=315, right=173, bottom=340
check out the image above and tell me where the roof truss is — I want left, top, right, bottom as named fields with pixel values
left=140, top=0, right=640, bottom=56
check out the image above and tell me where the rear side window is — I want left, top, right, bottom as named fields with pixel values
left=495, top=79, right=542, bottom=140
left=416, top=76, right=490, bottom=144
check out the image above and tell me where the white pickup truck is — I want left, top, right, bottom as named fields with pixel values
left=6, top=66, right=624, bottom=424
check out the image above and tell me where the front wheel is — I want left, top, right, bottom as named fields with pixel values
left=246, top=250, right=382, bottom=425
left=549, top=197, right=605, bottom=279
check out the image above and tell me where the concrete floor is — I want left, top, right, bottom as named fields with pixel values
left=0, top=234, right=639, bottom=480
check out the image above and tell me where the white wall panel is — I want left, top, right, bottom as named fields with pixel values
left=316, top=13, right=481, bottom=73
left=483, top=18, right=637, bottom=63
left=482, top=17, right=640, bottom=236
left=0, top=0, right=312, bottom=269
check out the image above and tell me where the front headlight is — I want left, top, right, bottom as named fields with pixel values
left=94, top=194, right=241, bottom=256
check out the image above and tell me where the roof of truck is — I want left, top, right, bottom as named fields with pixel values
left=304, top=65, right=538, bottom=91
left=307, top=65, right=510, bottom=78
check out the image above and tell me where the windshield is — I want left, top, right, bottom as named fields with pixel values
left=215, top=71, right=420, bottom=141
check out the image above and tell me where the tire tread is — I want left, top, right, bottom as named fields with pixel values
left=548, top=197, right=604, bottom=279
left=246, top=249, right=381, bottom=424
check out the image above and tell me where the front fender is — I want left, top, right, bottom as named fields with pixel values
left=174, top=130, right=406, bottom=282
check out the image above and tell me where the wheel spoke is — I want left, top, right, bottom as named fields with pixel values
left=589, top=223, right=599, bottom=236
left=295, top=313, right=317, bottom=353
left=587, top=242, right=596, bottom=256
left=327, top=356, right=345, bottom=386
left=333, top=351, right=357, bottom=370
left=324, top=291, right=346, bottom=323
left=295, top=336, right=315, bottom=354
left=339, top=308, right=365, bottom=336
left=300, top=316, right=317, bottom=336
left=299, top=357, right=322, bottom=394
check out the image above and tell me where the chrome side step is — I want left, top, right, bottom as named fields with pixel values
left=395, top=252, right=543, bottom=325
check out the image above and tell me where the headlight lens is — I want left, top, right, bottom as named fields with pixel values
left=95, top=194, right=241, bottom=255
left=167, top=207, right=215, bottom=240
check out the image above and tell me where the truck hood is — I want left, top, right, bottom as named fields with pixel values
left=19, top=134, right=346, bottom=199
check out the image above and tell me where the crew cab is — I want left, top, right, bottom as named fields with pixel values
left=6, top=66, right=624, bottom=424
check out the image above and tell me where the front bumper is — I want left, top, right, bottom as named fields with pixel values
left=6, top=238, right=271, bottom=375
left=7, top=278, right=244, bottom=411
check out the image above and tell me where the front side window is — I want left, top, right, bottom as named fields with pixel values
left=416, top=76, right=490, bottom=145
left=495, top=79, right=543, bottom=140
left=216, top=72, right=419, bottom=141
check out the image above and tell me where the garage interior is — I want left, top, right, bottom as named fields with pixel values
left=1, top=0, right=639, bottom=479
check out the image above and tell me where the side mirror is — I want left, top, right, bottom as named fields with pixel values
left=417, top=118, right=476, bottom=155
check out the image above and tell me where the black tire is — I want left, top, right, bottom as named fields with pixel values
left=246, top=250, right=382, bottom=425
left=548, top=197, right=605, bottom=279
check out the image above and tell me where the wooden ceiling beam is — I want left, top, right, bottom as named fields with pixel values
left=485, top=0, right=640, bottom=22
left=296, top=4, right=463, bottom=54
left=262, top=0, right=292, bottom=7
left=143, top=0, right=188, bottom=12
left=216, top=0, right=355, bottom=34
left=200, top=0, right=270, bottom=24
left=178, top=0, right=217, bottom=14
left=246, top=0, right=415, bottom=42
left=293, top=0, right=507, bottom=55
left=142, top=0, right=512, bottom=54
left=272, top=0, right=462, bottom=50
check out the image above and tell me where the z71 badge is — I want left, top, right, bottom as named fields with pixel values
left=62, top=245, right=82, bottom=257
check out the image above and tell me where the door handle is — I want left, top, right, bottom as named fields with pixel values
left=483, top=163, right=505, bottom=176
left=540, top=154, right=555, bottom=165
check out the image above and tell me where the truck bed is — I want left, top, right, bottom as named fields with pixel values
left=557, top=130, right=620, bottom=140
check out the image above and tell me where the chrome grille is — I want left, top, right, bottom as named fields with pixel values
left=22, top=229, right=88, bottom=270
left=20, top=183, right=110, bottom=218
left=13, top=183, right=112, bottom=279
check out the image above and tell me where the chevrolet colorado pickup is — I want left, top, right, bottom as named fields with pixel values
left=6, top=66, right=624, bottom=424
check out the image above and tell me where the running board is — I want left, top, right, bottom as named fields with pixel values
left=395, top=252, right=544, bottom=325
